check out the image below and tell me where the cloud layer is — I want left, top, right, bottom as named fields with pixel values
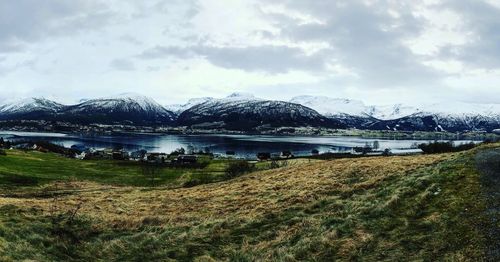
left=1, top=0, right=500, bottom=105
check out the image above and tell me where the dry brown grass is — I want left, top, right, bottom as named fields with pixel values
left=0, top=153, right=452, bottom=229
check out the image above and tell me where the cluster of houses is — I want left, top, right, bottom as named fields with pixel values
left=0, top=135, right=426, bottom=163
left=72, top=146, right=201, bottom=164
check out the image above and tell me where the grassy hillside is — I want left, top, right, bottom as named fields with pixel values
left=0, top=145, right=498, bottom=261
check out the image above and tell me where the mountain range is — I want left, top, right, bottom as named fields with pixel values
left=1, top=92, right=499, bottom=132
left=0, top=94, right=176, bottom=126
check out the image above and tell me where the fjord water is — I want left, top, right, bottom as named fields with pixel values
left=0, top=131, right=477, bottom=159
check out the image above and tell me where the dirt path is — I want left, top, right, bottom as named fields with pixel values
left=475, top=149, right=500, bottom=261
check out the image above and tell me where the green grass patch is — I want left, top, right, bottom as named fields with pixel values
left=0, top=150, right=231, bottom=188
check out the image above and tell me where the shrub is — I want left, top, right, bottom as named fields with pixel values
left=256, top=152, right=271, bottom=161
left=418, top=141, right=476, bottom=154
left=225, top=161, right=254, bottom=178
left=455, top=142, right=477, bottom=151
left=382, top=148, right=392, bottom=156
left=0, top=149, right=6, bottom=156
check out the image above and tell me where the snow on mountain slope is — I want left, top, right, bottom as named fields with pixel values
left=367, top=101, right=500, bottom=132
left=165, top=97, right=214, bottom=114
left=289, top=95, right=424, bottom=120
left=0, top=97, right=64, bottom=114
left=366, top=104, right=422, bottom=120
left=61, top=93, right=176, bottom=124
left=290, top=96, right=367, bottom=117
left=68, top=93, right=171, bottom=113
left=1, top=92, right=499, bottom=131
left=421, top=102, right=500, bottom=117
left=291, top=95, right=500, bottom=120
left=178, top=93, right=342, bottom=130
left=224, top=92, right=261, bottom=101
left=165, top=93, right=262, bottom=114
left=289, top=95, right=500, bottom=131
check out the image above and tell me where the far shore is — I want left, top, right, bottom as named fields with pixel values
left=1, top=124, right=498, bottom=142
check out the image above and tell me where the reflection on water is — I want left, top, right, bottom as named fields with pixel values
left=0, top=131, right=477, bottom=159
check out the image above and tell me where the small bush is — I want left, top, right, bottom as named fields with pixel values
left=225, top=161, right=254, bottom=178
left=0, top=149, right=6, bottom=156
left=269, top=159, right=289, bottom=169
left=0, top=174, right=39, bottom=186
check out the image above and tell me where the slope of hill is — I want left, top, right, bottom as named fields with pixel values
left=0, top=144, right=497, bottom=260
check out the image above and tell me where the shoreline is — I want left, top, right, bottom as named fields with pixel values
left=0, top=126, right=494, bottom=141
left=0, top=126, right=496, bottom=141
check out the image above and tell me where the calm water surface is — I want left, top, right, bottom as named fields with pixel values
left=0, top=131, right=477, bottom=159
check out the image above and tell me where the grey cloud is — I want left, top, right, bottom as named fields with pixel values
left=437, top=1, right=500, bottom=68
left=110, top=58, right=135, bottom=71
left=119, top=35, right=143, bottom=46
left=0, top=42, right=25, bottom=53
left=0, top=57, right=37, bottom=76
left=199, top=46, right=328, bottom=73
left=0, top=0, right=113, bottom=53
left=138, top=45, right=329, bottom=73
left=258, top=0, right=439, bottom=86
left=138, top=46, right=196, bottom=60
left=139, top=1, right=441, bottom=84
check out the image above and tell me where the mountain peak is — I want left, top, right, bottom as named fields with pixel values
left=0, top=97, right=63, bottom=114
left=102, top=92, right=154, bottom=102
left=225, top=92, right=257, bottom=100
left=290, top=95, right=366, bottom=117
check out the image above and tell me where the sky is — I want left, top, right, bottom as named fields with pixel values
left=1, top=0, right=500, bottom=106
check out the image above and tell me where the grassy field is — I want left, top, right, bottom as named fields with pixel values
left=0, top=150, right=235, bottom=189
left=0, top=145, right=498, bottom=261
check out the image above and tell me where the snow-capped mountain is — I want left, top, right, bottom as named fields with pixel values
left=379, top=102, right=500, bottom=132
left=165, top=97, right=214, bottom=114
left=60, top=93, right=176, bottom=125
left=288, top=95, right=383, bottom=128
left=224, top=92, right=261, bottom=101
left=290, top=96, right=367, bottom=117
left=290, top=95, right=500, bottom=132
left=1, top=92, right=499, bottom=132
left=290, top=95, right=423, bottom=120
left=178, top=93, right=343, bottom=130
left=0, top=97, right=64, bottom=120
left=365, top=104, right=422, bottom=120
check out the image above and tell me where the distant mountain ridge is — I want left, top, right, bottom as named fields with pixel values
left=0, top=98, right=64, bottom=121
left=0, top=93, right=176, bottom=125
left=165, top=97, right=214, bottom=114
left=177, top=93, right=342, bottom=130
left=289, top=95, right=500, bottom=132
left=1, top=93, right=500, bottom=132
left=60, top=93, right=177, bottom=125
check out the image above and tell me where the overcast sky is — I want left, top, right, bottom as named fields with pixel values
left=1, top=0, right=500, bottom=106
